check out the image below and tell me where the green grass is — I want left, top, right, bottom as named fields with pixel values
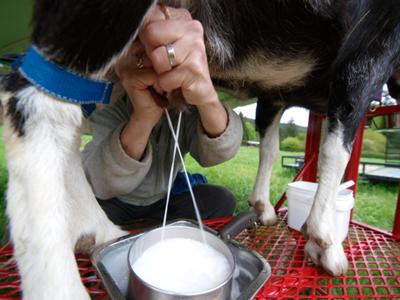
left=184, top=147, right=399, bottom=231
left=184, top=148, right=298, bottom=213
left=353, top=180, right=398, bottom=230
left=0, top=134, right=398, bottom=240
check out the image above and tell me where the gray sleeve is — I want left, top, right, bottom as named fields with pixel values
left=81, top=97, right=152, bottom=200
left=184, top=105, right=243, bottom=167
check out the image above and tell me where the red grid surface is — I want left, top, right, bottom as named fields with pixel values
left=0, top=210, right=399, bottom=299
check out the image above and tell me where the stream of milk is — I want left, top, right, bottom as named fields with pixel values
left=131, top=110, right=233, bottom=294
left=162, top=110, right=206, bottom=242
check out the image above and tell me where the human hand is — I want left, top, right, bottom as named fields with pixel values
left=115, top=41, right=163, bottom=125
left=139, top=5, right=219, bottom=108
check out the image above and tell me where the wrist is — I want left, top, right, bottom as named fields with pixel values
left=196, top=94, right=224, bottom=116
left=130, top=110, right=162, bottom=127
left=120, top=116, right=155, bottom=160
left=194, top=89, right=219, bottom=109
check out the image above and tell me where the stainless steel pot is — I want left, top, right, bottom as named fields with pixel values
left=127, top=211, right=258, bottom=300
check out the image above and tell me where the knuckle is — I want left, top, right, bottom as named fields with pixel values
left=188, top=60, right=203, bottom=74
left=144, top=23, right=159, bottom=44
left=178, top=8, right=192, bottom=20
left=191, top=48, right=206, bottom=63
left=150, top=48, right=165, bottom=71
left=191, top=20, right=204, bottom=35
left=159, top=78, right=172, bottom=92
left=193, top=39, right=206, bottom=52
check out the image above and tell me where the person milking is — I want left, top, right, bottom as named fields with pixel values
left=82, top=5, right=243, bottom=226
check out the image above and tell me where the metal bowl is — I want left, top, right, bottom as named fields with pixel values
left=127, top=225, right=235, bottom=300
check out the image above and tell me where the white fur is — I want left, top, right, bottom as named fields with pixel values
left=3, top=87, right=126, bottom=299
left=248, top=108, right=284, bottom=225
left=303, top=122, right=350, bottom=275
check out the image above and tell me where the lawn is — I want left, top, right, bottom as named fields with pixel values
left=185, top=147, right=399, bottom=232
left=0, top=133, right=398, bottom=240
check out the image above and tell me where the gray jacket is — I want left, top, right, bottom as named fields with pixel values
left=82, top=96, right=243, bottom=206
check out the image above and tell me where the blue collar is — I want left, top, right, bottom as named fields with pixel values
left=17, top=46, right=113, bottom=117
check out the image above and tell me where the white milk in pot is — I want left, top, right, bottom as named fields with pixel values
left=132, top=237, right=232, bottom=294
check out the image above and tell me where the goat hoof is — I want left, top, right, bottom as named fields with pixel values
left=254, top=201, right=265, bottom=214
left=305, top=240, right=348, bottom=275
left=259, top=208, right=278, bottom=225
left=74, top=234, right=96, bottom=255
left=302, top=217, right=334, bottom=249
left=315, top=238, right=330, bottom=249
left=305, top=240, right=322, bottom=266
left=321, top=243, right=349, bottom=276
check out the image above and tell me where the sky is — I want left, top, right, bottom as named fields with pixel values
left=234, top=104, right=310, bottom=127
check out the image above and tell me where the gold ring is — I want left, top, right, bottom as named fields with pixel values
left=136, top=56, right=144, bottom=69
left=165, top=44, right=176, bottom=67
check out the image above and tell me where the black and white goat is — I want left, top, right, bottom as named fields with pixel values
left=0, top=0, right=400, bottom=298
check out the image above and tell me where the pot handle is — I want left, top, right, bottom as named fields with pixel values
left=219, top=211, right=258, bottom=241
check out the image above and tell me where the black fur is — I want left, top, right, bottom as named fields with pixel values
left=328, top=0, right=400, bottom=148
left=32, top=0, right=155, bottom=73
left=387, top=76, right=400, bottom=100
left=186, top=0, right=400, bottom=151
left=1, top=73, right=30, bottom=137
left=3, top=0, right=400, bottom=150
left=255, top=99, right=283, bottom=137
left=2, top=0, right=155, bottom=137
left=5, top=96, right=27, bottom=137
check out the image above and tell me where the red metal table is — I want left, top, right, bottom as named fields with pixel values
left=0, top=210, right=399, bottom=299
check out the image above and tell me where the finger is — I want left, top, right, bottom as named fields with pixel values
left=140, top=8, right=194, bottom=52
left=157, top=50, right=211, bottom=98
left=150, top=43, right=180, bottom=74
left=161, top=6, right=192, bottom=21
left=121, top=41, right=145, bottom=64
left=122, top=68, right=158, bottom=90
left=147, top=23, right=205, bottom=74
left=142, top=5, right=167, bottom=25
left=127, top=40, right=145, bottom=56
left=142, top=5, right=191, bottom=31
left=115, top=53, right=152, bottom=78
left=153, top=81, right=164, bottom=94
left=133, top=53, right=153, bottom=69
left=140, top=19, right=189, bottom=53
left=157, top=65, right=190, bottom=93
left=124, top=52, right=152, bottom=69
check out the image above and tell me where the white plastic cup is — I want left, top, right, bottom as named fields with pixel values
left=286, top=181, right=354, bottom=242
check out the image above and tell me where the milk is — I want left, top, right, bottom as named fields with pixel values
left=132, top=238, right=231, bottom=294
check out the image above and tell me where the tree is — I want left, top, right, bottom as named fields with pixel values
left=280, top=118, right=299, bottom=141
left=286, top=118, right=298, bottom=137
